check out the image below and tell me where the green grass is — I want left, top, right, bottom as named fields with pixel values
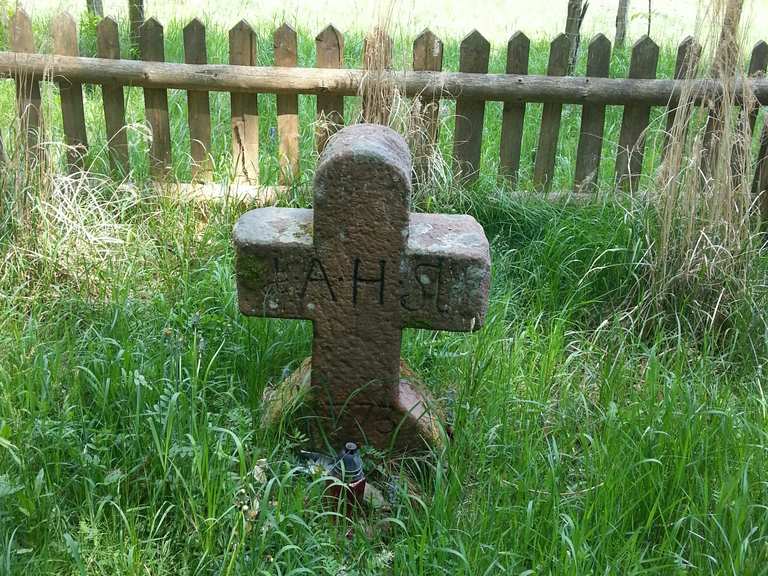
left=2, top=14, right=768, bottom=576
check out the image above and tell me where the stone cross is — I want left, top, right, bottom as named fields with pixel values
left=234, top=124, right=490, bottom=451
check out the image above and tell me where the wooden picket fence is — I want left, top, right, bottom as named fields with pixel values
left=2, top=9, right=768, bottom=198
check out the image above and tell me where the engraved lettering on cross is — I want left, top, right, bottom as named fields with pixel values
left=234, top=125, right=490, bottom=450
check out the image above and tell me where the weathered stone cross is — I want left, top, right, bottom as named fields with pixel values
left=234, top=124, right=490, bottom=451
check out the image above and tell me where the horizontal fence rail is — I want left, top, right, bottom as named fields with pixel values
left=1, top=9, right=768, bottom=199
left=3, top=53, right=768, bottom=106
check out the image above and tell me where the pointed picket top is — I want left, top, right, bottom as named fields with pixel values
left=589, top=32, right=610, bottom=49
left=460, top=30, right=490, bottom=72
left=52, top=11, right=76, bottom=31
left=274, top=23, right=297, bottom=55
left=629, top=35, right=659, bottom=78
left=97, top=16, right=119, bottom=38
left=316, top=23, right=342, bottom=44
left=752, top=40, right=768, bottom=58
left=506, top=31, right=530, bottom=74
left=748, top=40, right=768, bottom=74
left=53, top=12, right=78, bottom=55
left=413, top=28, right=443, bottom=70
left=461, top=29, right=490, bottom=51
left=10, top=9, right=35, bottom=52
left=316, top=24, right=344, bottom=69
left=508, top=31, right=530, bottom=48
left=275, top=22, right=296, bottom=40
left=550, top=32, right=570, bottom=52
left=673, top=36, right=701, bottom=79
left=230, top=19, right=254, bottom=37
left=274, top=23, right=297, bottom=67
left=143, top=17, right=163, bottom=33
left=184, top=17, right=205, bottom=36
left=414, top=27, right=440, bottom=48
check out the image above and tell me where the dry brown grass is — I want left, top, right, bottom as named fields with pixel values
left=651, top=0, right=760, bottom=327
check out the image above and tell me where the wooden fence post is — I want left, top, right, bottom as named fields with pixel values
left=615, top=35, right=659, bottom=192
left=229, top=20, right=259, bottom=185
left=533, top=33, right=570, bottom=192
left=274, top=23, right=300, bottom=184
left=412, top=28, right=443, bottom=159
left=574, top=33, right=611, bottom=192
left=97, top=17, right=130, bottom=176
left=183, top=18, right=212, bottom=181
left=53, top=12, right=88, bottom=173
left=662, top=36, right=701, bottom=159
left=10, top=10, right=42, bottom=164
left=499, top=31, right=529, bottom=185
left=140, top=18, right=172, bottom=179
left=453, top=30, right=490, bottom=182
left=315, top=25, right=344, bottom=153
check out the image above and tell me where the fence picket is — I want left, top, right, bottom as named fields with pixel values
left=96, top=18, right=130, bottom=175
left=140, top=18, right=172, bottom=179
left=229, top=20, right=259, bottom=184
left=412, top=28, right=443, bottom=154
left=53, top=13, right=88, bottom=172
left=662, top=36, right=701, bottom=158
left=756, top=116, right=768, bottom=222
left=499, top=31, right=529, bottom=185
left=10, top=10, right=42, bottom=162
left=274, top=23, right=300, bottom=184
left=744, top=42, right=768, bottom=134
left=453, top=30, right=490, bottom=182
left=615, top=35, right=659, bottom=192
left=573, top=34, right=610, bottom=192
left=183, top=18, right=212, bottom=181
left=533, top=33, right=569, bottom=191
left=315, top=25, right=344, bottom=153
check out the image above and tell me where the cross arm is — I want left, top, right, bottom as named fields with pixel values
left=234, top=208, right=491, bottom=331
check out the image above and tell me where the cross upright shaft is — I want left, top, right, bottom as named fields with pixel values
left=310, top=125, right=412, bottom=419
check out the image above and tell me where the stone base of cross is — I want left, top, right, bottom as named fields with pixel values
left=234, top=124, right=491, bottom=452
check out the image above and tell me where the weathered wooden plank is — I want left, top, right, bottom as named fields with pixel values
left=573, top=33, right=610, bottom=192
left=533, top=33, right=570, bottom=191
left=453, top=30, right=490, bottom=182
left=229, top=20, right=259, bottom=184
left=753, top=116, right=768, bottom=205
left=662, top=36, right=701, bottom=158
left=274, top=23, right=299, bottom=184
left=7, top=52, right=768, bottom=106
left=315, top=24, right=344, bottom=152
left=499, top=31, right=529, bottom=185
left=10, top=10, right=42, bottom=161
left=53, top=12, right=88, bottom=172
left=183, top=18, right=212, bottom=181
left=615, top=35, right=659, bottom=192
left=744, top=41, right=768, bottom=134
left=412, top=28, right=443, bottom=149
left=140, top=18, right=172, bottom=179
left=362, top=26, right=394, bottom=124
left=96, top=17, right=130, bottom=175
left=730, top=40, right=766, bottom=180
